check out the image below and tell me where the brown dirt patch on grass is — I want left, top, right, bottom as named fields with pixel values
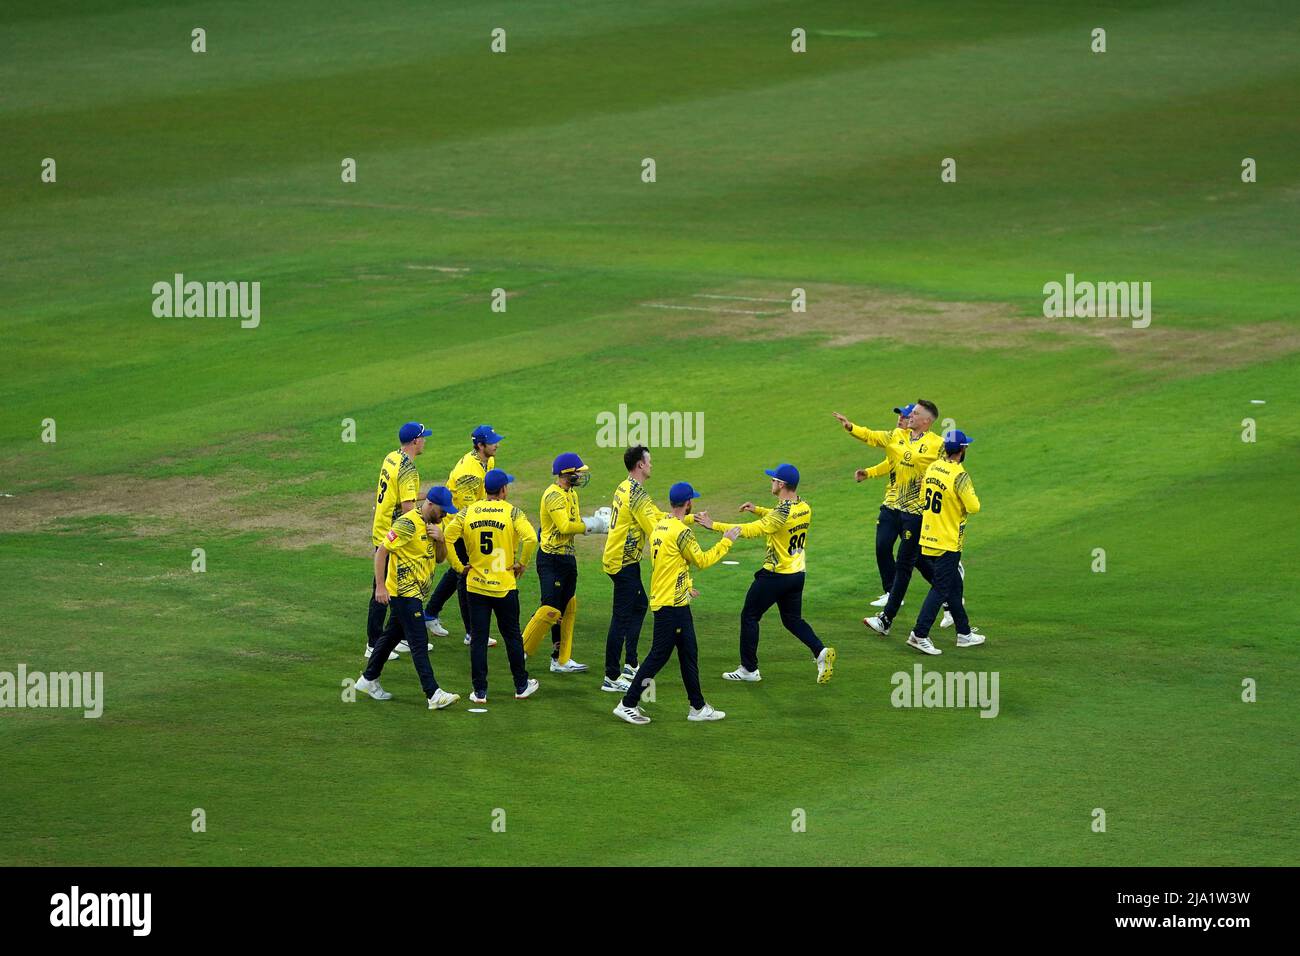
left=639, top=281, right=1300, bottom=373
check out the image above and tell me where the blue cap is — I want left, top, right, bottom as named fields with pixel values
left=425, top=485, right=457, bottom=514
left=471, top=424, right=503, bottom=445
left=552, top=452, right=588, bottom=476
left=668, top=481, right=701, bottom=506
left=484, top=468, right=514, bottom=493
left=399, top=422, right=432, bottom=444
left=764, top=463, right=800, bottom=487
left=893, top=403, right=915, bottom=417
left=943, top=429, right=974, bottom=453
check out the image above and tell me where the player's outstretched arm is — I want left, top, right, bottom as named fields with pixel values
left=855, top=459, right=891, bottom=482
left=683, top=526, right=736, bottom=569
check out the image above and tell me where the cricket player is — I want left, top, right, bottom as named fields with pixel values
left=425, top=424, right=502, bottom=647
left=834, top=401, right=944, bottom=637
left=850, top=404, right=914, bottom=608
left=599, top=445, right=694, bottom=693
left=707, top=464, right=835, bottom=685
left=900, top=431, right=985, bottom=654
left=613, top=482, right=740, bottom=726
left=521, top=453, right=609, bottom=674
left=355, top=486, right=462, bottom=710
left=366, top=421, right=430, bottom=661
left=441, top=468, right=539, bottom=702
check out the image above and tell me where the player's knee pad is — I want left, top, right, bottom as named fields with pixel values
left=533, top=606, right=562, bottom=626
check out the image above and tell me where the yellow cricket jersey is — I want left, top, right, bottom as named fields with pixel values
left=381, top=510, right=437, bottom=600
left=850, top=425, right=942, bottom=515
left=919, top=458, right=981, bottom=556
left=648, top=516, right=733, bottom=610
left=446, top=451, right=495, bottom=514
left=371, top=449, right=420, bottom=546
left=539, top=482, right=585, bottom=556
left=711, top=498, right=812, bottom=574
left=443, top=499, right=537, bottom=597
left=601, top=478, right=694, bottom=574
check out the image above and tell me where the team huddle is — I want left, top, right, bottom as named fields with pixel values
left=353, top=402, right=983, bottom=726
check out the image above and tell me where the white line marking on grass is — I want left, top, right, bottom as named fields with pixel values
left=467, top=708, right=488, bottom=713
left=693, top=294, right=788, bottom=303
left=641, top=303, right=781, bottom=316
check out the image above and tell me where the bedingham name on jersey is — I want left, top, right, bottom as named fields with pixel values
left=850, top=424, right=942, bottom=514
left=601, top=478, right=677, bottom=574
left=648, top=516, right=733, bottom=610
left=446, top=451, right=495, bottom=514
left=711, top=498, right=811, bottom=574
left=919, top=459, right=981, bottom=556
left=371, top=449, right=420, bottom=546
left=540, top=482, right=585, bottom=556
left=382, top=510, right=437, bottom=600
left=443, top=499, right=537, bottom=597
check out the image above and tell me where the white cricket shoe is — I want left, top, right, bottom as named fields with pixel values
left=425, top=616, right=449, bottom=637
left=722, top=666, right=762, bottom=682
left=396, top=640, right=416, bottom=654
left=469, top=690, right=488, bottom=704
left=550, top=658, right=588, bottom=673
left=864, top=614, right=891, bottom=636
left=601, top=676, right=632, bottom=692
left=355, top=676, right=392, bottom=700
left=870, top=592, right=890, bottom=607
left=940, top=610, right=955, bottom=628
left=613, top=703, right=651, bottom=725
left=514, top=679, right=540, bottom=699
left=816, top=646, right=836, bottom=685
left=687, top=703, right=726, bottom=722
left=363, top=644, right=399, bottom=662
left=428, top=689, right=460, bottom=710
left=621, top=663, right=638, bottom=680
left=906, top=632, right=942, bottom=656
left=464, top=634, right=498, bottom=647
left=955, top=630, right=986, bottom=648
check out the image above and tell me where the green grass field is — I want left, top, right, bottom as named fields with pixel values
left=2, top=0, right=1298, bottom=866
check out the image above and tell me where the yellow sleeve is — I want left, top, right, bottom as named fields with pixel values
left=544, top=490, right=586, bottom=535
left=442, top=514, right=466, bottom=572
left=515, top=509, right=538, bottom=566
left=681, top=527, right=734, bottom=568
left=956, top=473, right=981, bottom=515
left=711, top=507, right=787, bottom=539
left=381, top=514, right=416, bottom=551
left=397, top=457, right=420, bottom=503
left=850, top=424, right=891, bottom=447
left=862, top=459, right=892, bottom=479
left=632, top=495, right=662, bottom=537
